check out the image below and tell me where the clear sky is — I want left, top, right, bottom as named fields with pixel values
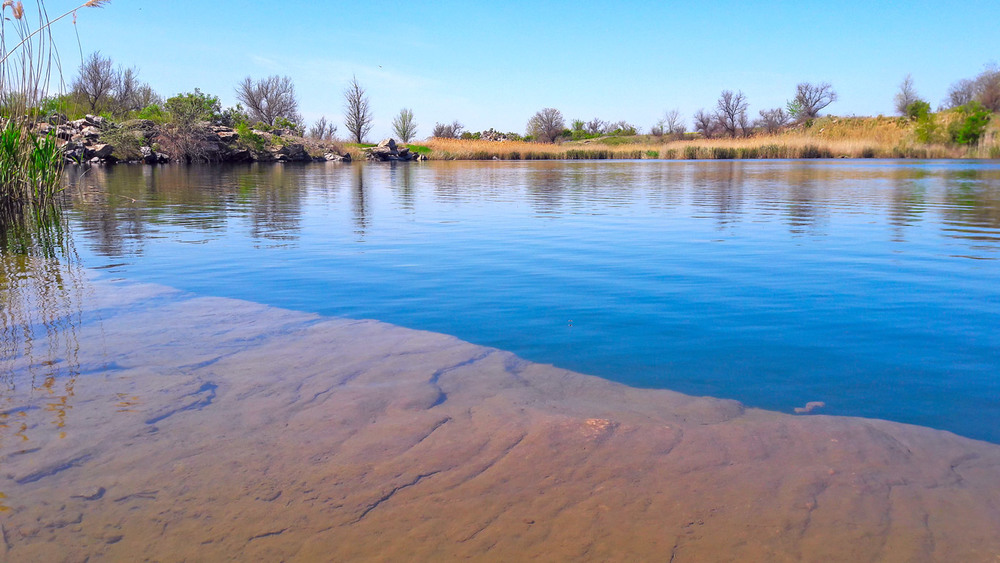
left=47, top=0, right=999, bottom=140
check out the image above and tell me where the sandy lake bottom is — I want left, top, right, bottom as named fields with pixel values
left=2, top=271, right=999, bottom=562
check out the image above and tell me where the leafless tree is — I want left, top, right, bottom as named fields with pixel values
left=693, top=109, right=715, bottom=138
left=72, top=51, right=116, bottom=113
left=585, top=118, right=606, bottom=136
left=606, top=120, right=637, bottom=135
left=650, top=120, right=665, bottom=138
left=758, top=107, right=790, bottom=134
left=792, top=82, right=837, bottom=120
left=527, top=108, right=566, bottom=143
left=946, top=78, right=976, bottom=108
left=663, top=109, right=685, bottom=136
left=309, top=116, right=337, bottom=140
left=109, top=66, right=159, bottom=115
left=737, top=111, right=753, bottom=137
left=134, top=84, right=161, bottom=110
left=432, top=120, right=464, bottom=138
left=974, top=64, right=1000, bottom=112
left=715, top=90, right=749, bottom=138
left=894, top=74, right=919, bottom=115
left=342, top=75, right=373, bottom=143
left=235, top=75, right=302, bottom=127
left=392, top=108, right=417, bottom=142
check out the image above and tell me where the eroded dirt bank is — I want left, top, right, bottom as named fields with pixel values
left=2, top=278, right=999, bottom=562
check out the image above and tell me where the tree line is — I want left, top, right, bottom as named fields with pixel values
left=48, top=52, right=1000, bottom=147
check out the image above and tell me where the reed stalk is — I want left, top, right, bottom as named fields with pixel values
left=0, top=0, right=109, bottom=244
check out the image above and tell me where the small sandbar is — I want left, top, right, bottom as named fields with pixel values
left=2, top=276, right=999, bottom=561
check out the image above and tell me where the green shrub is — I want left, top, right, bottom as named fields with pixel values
left=235, top=122, right=266, bottom=152
left=99, top=126, right=144, bottom=160
left=949, top=101, right=992, bottom=145
left=906, top=100, right=931, bottom=120
left=165, top=89, right=222, bottom=126
left=137, top=104, right=168, bottom=124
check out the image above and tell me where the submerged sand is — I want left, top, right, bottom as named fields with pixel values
left=1, top=277, right=999, bottom=562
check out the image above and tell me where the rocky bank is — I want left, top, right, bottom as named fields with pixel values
left=36, top=114, right=354, bottom=165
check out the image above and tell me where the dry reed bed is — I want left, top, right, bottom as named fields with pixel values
left=419, top=116, right=998, bottom=160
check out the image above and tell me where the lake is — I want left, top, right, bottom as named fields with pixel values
left=62, top=159, right=1000, bottom=442
left=4, top=159, right=1000, bottom=560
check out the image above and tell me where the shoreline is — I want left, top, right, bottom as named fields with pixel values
left=3, top=271, right=1000, bottom=560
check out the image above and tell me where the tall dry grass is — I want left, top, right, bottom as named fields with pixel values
left=421, top=114, right=994, bottom=161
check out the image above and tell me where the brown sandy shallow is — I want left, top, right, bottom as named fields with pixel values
left=2, top=277, right=1000, bottom=562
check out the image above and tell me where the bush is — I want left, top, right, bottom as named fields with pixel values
left=165, top=89, right=221, bottom=126
left=949, top=101, right=992, bottom=145
left=235, top=122, right=266, bottom=152
left=137, top=104, right=168, bottom=124
left=906, top=100, right=931, bottom=120
left=99, top=126, right=144, bottom=161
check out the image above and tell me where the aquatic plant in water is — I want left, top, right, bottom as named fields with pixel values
left=0, top=1, right=109, bottom=243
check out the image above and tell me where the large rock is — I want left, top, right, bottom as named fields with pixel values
left=80, top=126, right=101, bottom=140
left=216, top=129, right=239, bottom=144
left=85, top=143, right=114, bottom=160
left=364, top=137, right=419, bottom=161
left=324, top=152, right=351, bottom=162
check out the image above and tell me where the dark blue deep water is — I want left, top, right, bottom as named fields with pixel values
left=64, top=160, right=1000, bottom=442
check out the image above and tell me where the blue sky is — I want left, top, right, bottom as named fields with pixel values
left=48, top=0, right=999, bottom=139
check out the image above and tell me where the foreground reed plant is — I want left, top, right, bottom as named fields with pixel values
left=0, top=0, right=108, bottom=245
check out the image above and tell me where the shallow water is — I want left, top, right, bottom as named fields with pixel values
left=1, top=268, right=999, bottom=561
left=59, top=160, right=1000, bottom=442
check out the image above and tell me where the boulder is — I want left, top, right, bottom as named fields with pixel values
left=216, top=130, right=239, bottom=144
left=377, top=138, right=397, bottom=151
left=85, top=144, right=114, bottom=160
left=140, top=146, right=157, bottom=164
left=81, top=126, right=101, bottom=140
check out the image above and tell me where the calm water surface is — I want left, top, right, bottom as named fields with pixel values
left=58, top=160, right=1000, bottom=442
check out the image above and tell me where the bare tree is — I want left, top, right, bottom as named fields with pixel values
left=606, top=120, right=637, bottom=135
left=235, top=75, right=301, bottom=127
left=134, top=84, right=162, bottom=110
left=894, top=74, right=919, bottom=115
left=585, top=118, right=606, bottom=136
left=715, top=90, right=749, bottom=138
left=308, top=116, right=337, bottom=140
left=392, top=108, right=417, bottom=142
left=72, top=51, right=116, bottom=113
left=974, top=64, right=1000, bottom=112
left=791, top=82, right=837, bottom=120
left=693, top=109, right=715, bottom=138
left=946, top=78, right=976, bottom=108
left=945, top=65, right=1000, bottom=110
left=737, top=111, right=753, bottom=137
left=432, top=121, right=464, bottom=138
left=343, top=75, right=373, bottom=143
left=663, top=109, right=685, bottom=136
left=758, top=107, right=790, bottom=134
left=526, top=108, right=566, bottom=142
left=650, top=120, right=665, bottom=138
